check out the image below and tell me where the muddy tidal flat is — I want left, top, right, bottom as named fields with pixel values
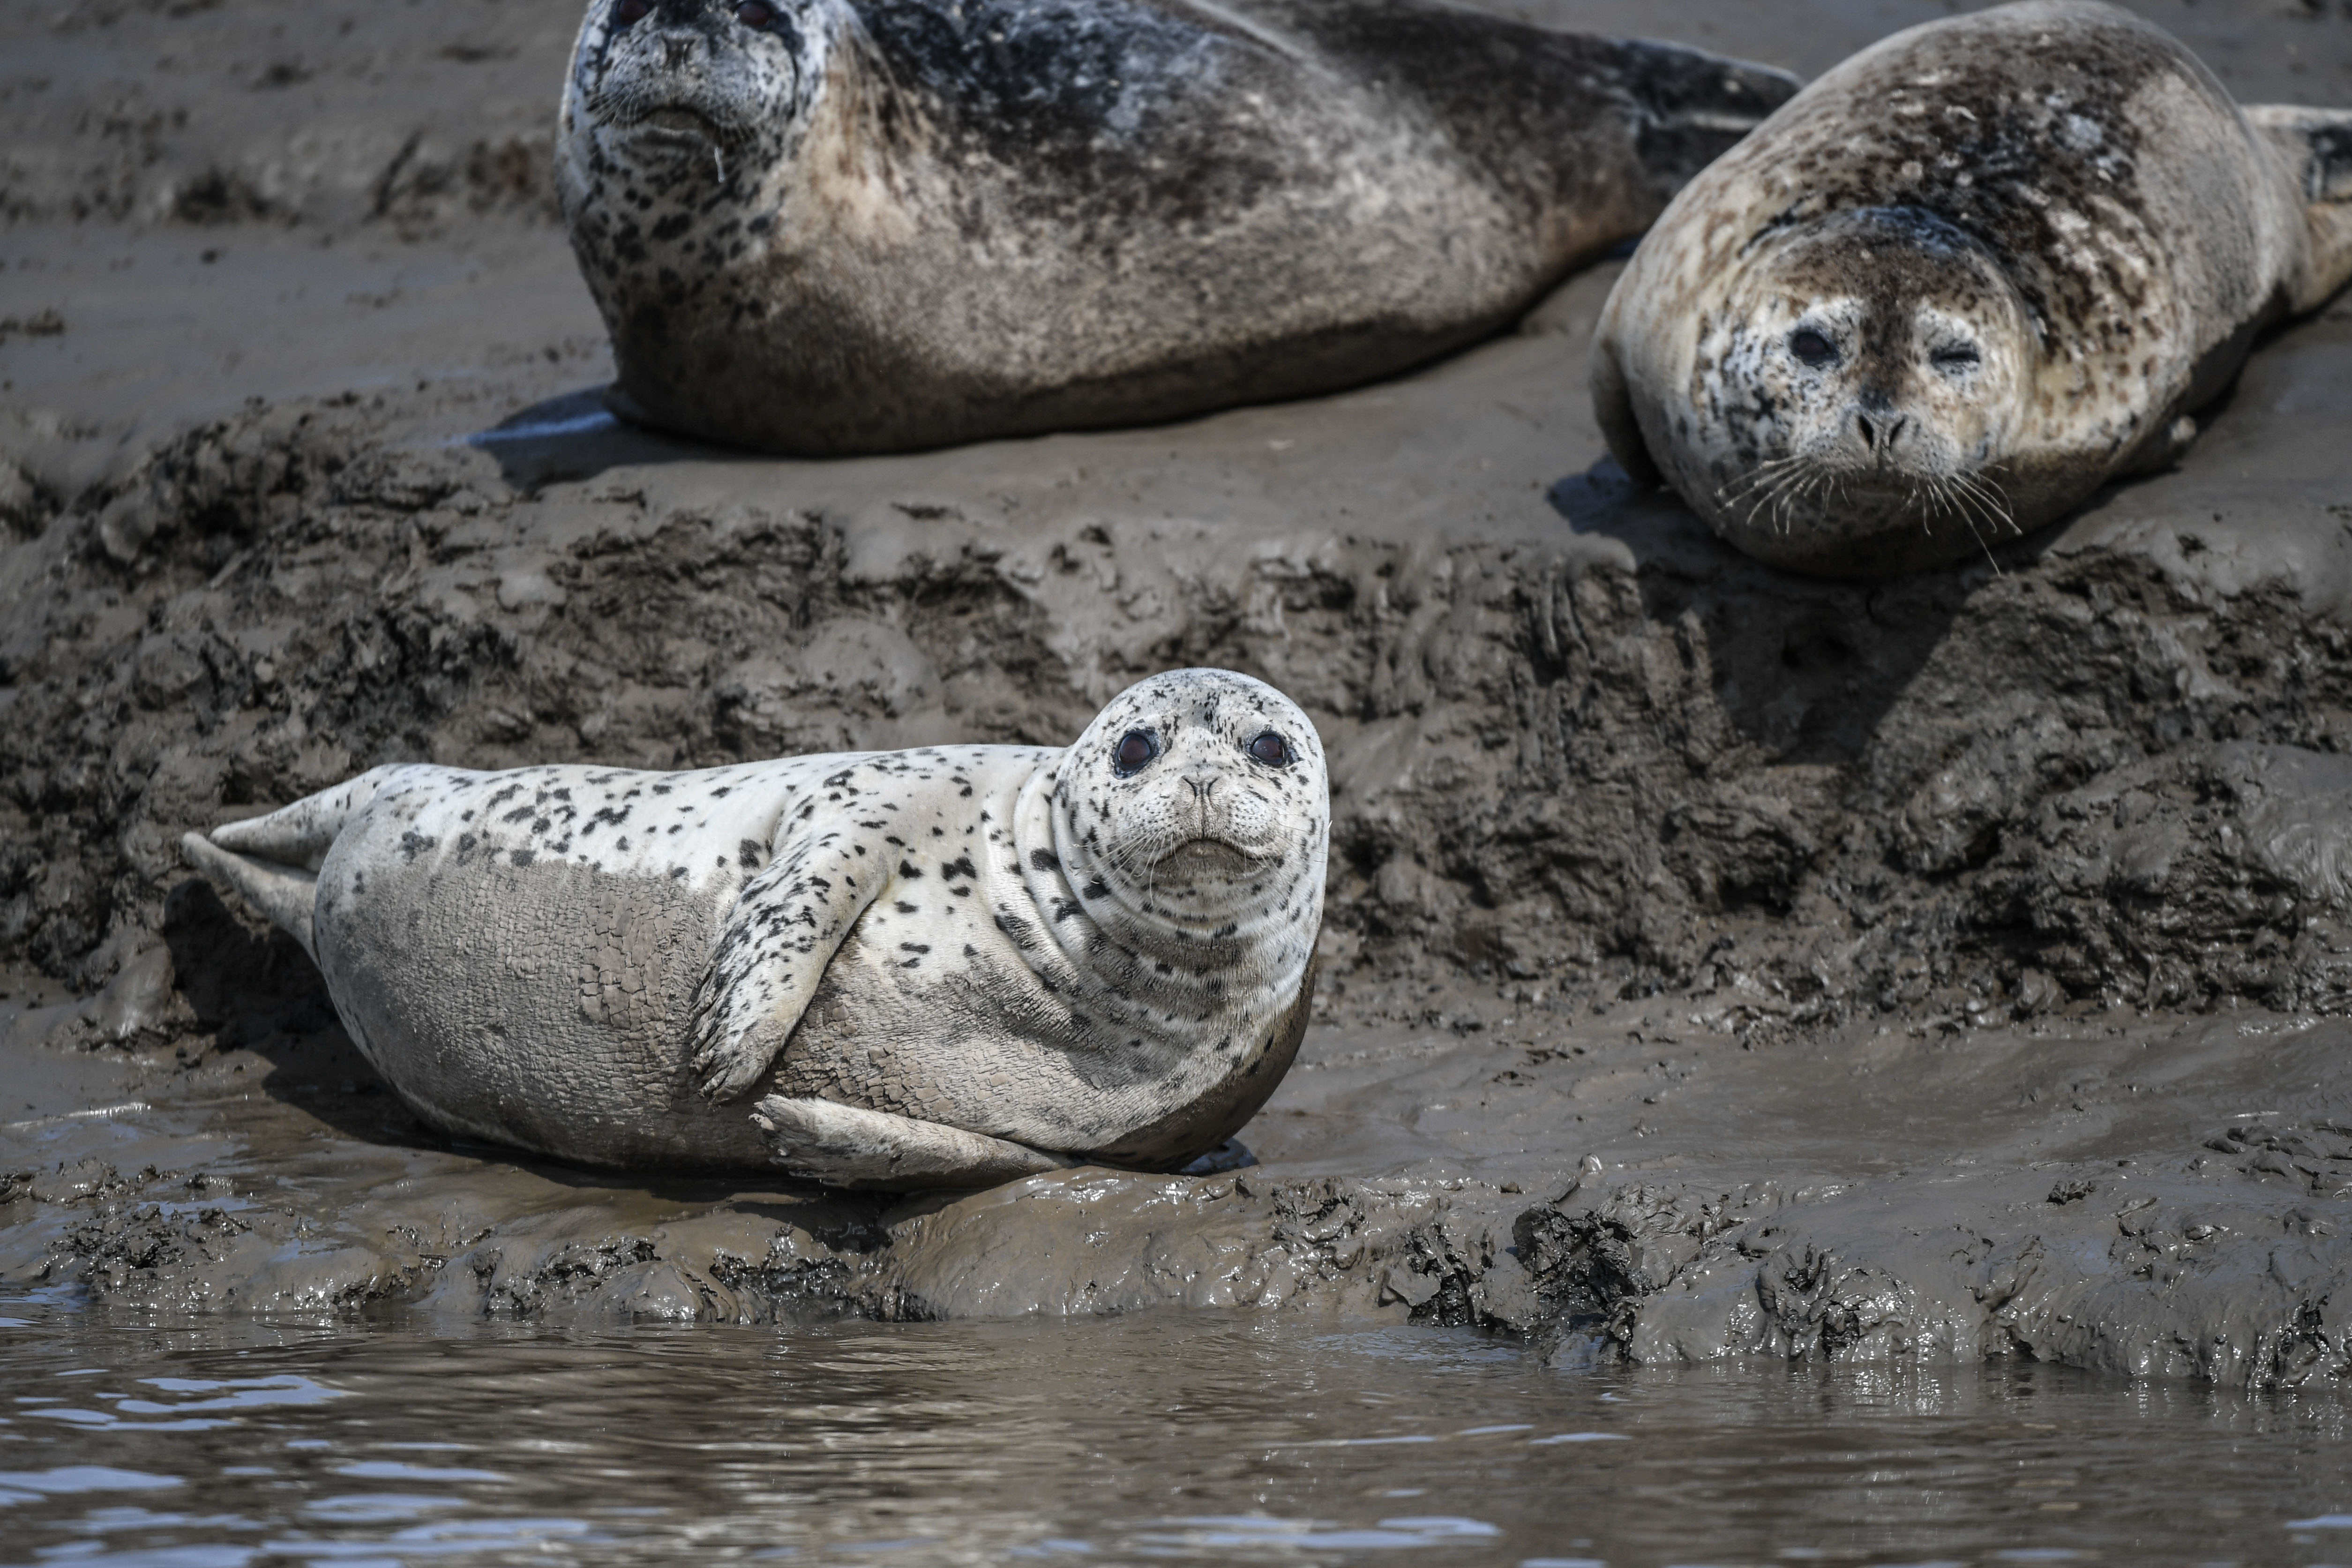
left=8, top=0, right=2352, bottom=1556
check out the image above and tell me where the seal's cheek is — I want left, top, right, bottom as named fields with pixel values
left=1215, top=787, right=1289, bottom=853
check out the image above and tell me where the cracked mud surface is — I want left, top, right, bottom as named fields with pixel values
left=7, top=0, right=2352, bottom=1387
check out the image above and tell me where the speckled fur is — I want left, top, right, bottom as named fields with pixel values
left=555, top=0, right=1799, bottom=454
left=182, top=669, right=1328, bottom=1181
left=1592, top=0, right=2352, bottom=579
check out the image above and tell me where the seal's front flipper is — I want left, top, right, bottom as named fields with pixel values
left=180, top=832, right=321, bottom=961
left=688, top=824, right=887, bottom=1101
left=751, top=1095, right=1077, bottom=1190
left=2247, top=105, right=2352, bottom=309
left=1589, top=338, right=1662, bottom=489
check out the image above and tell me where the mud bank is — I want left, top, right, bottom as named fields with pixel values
left=10, top=972, right=2352, bottom=1392
left=7, top=0, right=2352, bottom=1385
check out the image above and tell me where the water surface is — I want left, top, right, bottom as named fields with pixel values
left=3, top=1297, right=2349, bottom=1567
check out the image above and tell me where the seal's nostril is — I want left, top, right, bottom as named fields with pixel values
left=1855, top=413, right=1877, bottom=449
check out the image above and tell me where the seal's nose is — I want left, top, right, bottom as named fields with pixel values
left=1184, top=773, right=1217, bottom=831
left=663, top=31, right=701, bottom=68
left=1853, top=407, right=1908, bottom=462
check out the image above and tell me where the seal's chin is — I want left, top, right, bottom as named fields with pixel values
left=1154, top=838, right=1260, bottom=876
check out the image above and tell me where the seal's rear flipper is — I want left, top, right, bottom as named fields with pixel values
left=185, top=767, right=406, bottom=962
left=2247, top=105, right=2352, bottom=309
left=751, top=1095, right=1078, bottom=1190
left=1611, top=40, right=1803, bottom=201
left=207, top=766, right=399, bottom=871
left=180, top=832, right=321, bottom=962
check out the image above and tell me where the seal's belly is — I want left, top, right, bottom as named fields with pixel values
left=309, top=760, right=830, bottom=1171
left=316, top=847, right=777, bottom=1169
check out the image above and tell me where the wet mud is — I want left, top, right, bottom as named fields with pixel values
left=7, top=0, right=2352, bottom=1388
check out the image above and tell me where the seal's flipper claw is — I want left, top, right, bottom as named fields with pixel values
left=751, top=1096, right=1077, bottom=1190
left=692, top=1015, right=792, bottom=1102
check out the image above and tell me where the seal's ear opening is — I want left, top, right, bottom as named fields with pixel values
left=1590, top=339, right=1662, bottom=488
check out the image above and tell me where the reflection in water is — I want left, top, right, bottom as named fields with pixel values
left=1, top=1298, right=2348, bottom=1566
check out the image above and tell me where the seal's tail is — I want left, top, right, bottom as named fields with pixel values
left=2246, top=105, right=2352, bottom=310
left=179, top=765, right=401, bottom=962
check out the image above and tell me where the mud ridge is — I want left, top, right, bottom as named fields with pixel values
left=13, top=402, right=2352, bottom=1024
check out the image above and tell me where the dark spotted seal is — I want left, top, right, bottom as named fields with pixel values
left=556, top=0, right=1799, bottom=453
left=181, top=669, right=1327, bottom=1190
left=1591, top=0, right=2352, bottom=578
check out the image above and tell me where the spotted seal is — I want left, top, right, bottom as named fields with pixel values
left=556, top=0, right=1800, bottom=454
left=1590, top=0, right=2352, bottom=578
left=180, top=669, right=1327, bottom=1190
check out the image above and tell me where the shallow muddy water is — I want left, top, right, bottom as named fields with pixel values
left=3, top=1300, right=2350, bottom=1568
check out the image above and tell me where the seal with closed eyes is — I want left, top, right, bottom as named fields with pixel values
left=180, top=669, right=1328, bottom=1189
left=1591, top=0, right=2352, bottom=578
left=555, top=0, right=1800, bottom=454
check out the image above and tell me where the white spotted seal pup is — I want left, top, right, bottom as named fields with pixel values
left=180, top=669, right=1327, bottom=1190
left=557, top=0, right=1800, bottom=453
left=1591, top=0, right=2352, bottom=578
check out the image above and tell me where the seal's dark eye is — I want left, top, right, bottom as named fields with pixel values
left=1931, top=342, right=1981, bottom=371
left=1246, top=731, right=1294, bottom=768
left=1789, top=328, right=1840, bottom=368
left=736, top=0, right=778, bottom=28
left=611, top=0, right=652, bottom=26
left=1113, top=730, right=1159, bottom=775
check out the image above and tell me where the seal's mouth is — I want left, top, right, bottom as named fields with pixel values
left=613, top=104, right=728, bottom=143
left=1154, top=838, right=1261, bottom=875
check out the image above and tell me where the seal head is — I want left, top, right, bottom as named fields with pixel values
left=1700, top=206, right=2037, bottom=556
left=574, top=0, right=820, bottom=183
left=1056, top=668, right=1326, bottom=978
left=1593, top=0, right=2352, bottom=578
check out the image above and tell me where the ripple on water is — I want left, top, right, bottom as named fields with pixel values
left=22, top=1375, right=346, bottom=1434
left=7, top=1549, right=259, bottom=1568
left=300, top=1493, right=468, bottom=1524
left=328, top=1462, right=506, bottom=1483
left=0, top=1466, right=182, bottom=1501
left=261, top=1517, right=599, bottom=1558
left=1132, top=1513, right=1503, bottom=1551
